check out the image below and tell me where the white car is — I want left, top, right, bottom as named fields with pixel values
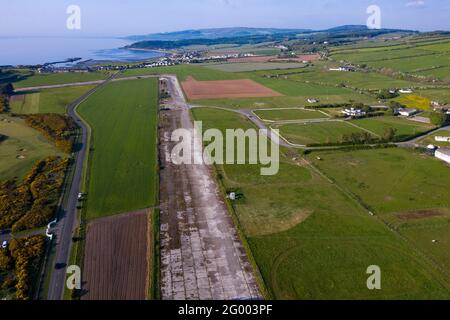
left=1, top=240, right=7, bottom=249
left=77, top=193, right=84, bottom=200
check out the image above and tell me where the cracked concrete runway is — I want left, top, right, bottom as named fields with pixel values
left=158, top=76, right=261, bottom=300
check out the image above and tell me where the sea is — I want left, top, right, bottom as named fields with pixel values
left=0, top=37, right=164, bottom=66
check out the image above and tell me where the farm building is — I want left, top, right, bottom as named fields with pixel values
left=329, top=66, right=352, bottom=72
left=399, top=88, right=414, bottom=94
left=342, top=108, right=366, bottom=117
left=398, top=108, right=417, bottom=117
left=307, top=98, right=319, bottom=103
left=435, top=136, right=450, bottom=142
left=435, top=148, right=450, bottom=164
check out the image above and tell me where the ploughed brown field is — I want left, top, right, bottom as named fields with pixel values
left=81, top=210, right=149, bottom=300
left=182, top=76, right=282, bottom=99
left=228, top=54, right=320, bottom=63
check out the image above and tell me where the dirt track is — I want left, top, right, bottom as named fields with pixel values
left=181, top=76, right=282, bottom=100
left=81, top=210, right=149, bottom=300
left=159, top=75, right=261, bottom=300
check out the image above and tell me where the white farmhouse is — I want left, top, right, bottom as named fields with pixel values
left=399, top=88, right=413, bottom=94
left=435, top=148, right=450, bottom=164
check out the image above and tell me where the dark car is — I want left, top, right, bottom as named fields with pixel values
left=55, top=263, right=67, bottom=270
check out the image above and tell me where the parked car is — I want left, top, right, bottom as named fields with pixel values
left=2, top=240, right=8, bottom=249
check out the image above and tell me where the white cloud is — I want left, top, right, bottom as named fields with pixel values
left=406, top=1, right=425, bottom=7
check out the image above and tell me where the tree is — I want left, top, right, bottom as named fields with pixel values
left=383, top=127, right=397, bottom=142
left=377, top=89, right=398, bottom=100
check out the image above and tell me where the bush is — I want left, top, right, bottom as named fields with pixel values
left=9, top=235, right=46, bottom=300
left=0, top=157, right=69, bottom=232
left=429, top=112, right=448, bottom=127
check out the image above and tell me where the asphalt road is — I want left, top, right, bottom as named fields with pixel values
left=46, top=78, right=112, bottom=300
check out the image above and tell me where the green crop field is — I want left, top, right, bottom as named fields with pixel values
left=78, top=78, right=159, bottom=219
left=350, top=116, right=434, bottom=140
left=203, top=62, right=306, bottom=73
left=254, top=108, right=329, bottom=121
left=0, top=115, right=63, bottom=181
left=10, top=85, right=95, bottom=114
left=14, top=71, right=109, bottom=88
left=192, top=107, right=450, bottom=299
left=275, top=121, right=370, bottom=146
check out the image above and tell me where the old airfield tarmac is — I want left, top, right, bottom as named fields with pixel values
left=158, top=75, right=261, bottom=300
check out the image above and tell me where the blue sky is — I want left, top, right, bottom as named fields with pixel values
left=1, top=0, right=449, bottom=37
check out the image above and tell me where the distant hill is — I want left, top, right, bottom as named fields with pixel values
left=125, top=27, right=309, bottom=41
left=125, top=25, right=418, bottom=50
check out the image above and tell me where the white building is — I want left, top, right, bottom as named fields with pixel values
left=398, top=108, right=417, bottom=117
left=435, top=136, right=450, bottom=142
left=399, top=89, right=413, bottom=94
left=307, top=99, right=319, bottom=103
left=329, top=67, right=351, bottom=72
left=435, top=148, right=450, bottom=164
left=343, top=108, right=366, bottom=117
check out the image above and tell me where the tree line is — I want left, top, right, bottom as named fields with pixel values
left=24, top=114, right=76, bottom=153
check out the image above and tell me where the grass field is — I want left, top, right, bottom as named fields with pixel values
left=203, top=62, right=305, bottom=72
left=275, top=121, right=370, bottom=145
left=288, top=70, right=422, bottom=90
left=330, top=37, right=450, bottom=77
left=118, top=64, right=243, bottom=81
left=192, top=91, right=377, bottom=110
left=248, top=76, right=352, bottom=96
left=78, top=78, right=158, bottom=219
left=414, top=66, right=450, bottom=80
left=14, top=71, right=109, bottom=88
left=192, top=107, right=450, bottom=299
left=10, top=85, right=95, bottom=114
left=367, top=55, right=450, bottom=74
left=350, top=116, right=434, bottom=140
left=308, top=148, right=450, bottom=215
left=416, top=88, right=450, bottom=104
left=254, top=108, right=329, bottom=121
left=0, top=115, right=63, bottom=181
